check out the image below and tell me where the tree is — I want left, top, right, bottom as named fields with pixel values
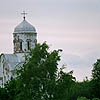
left=0, top=86, right=8, bottom=100
left=4, top=78, right=19, bottom=100
left=15, top=42, right=75, bottom=100
left=77, top=97, right=89, bottom=100
left=92, top=59, right=100, bottom=98
left=92, top=59, right=100, bottom=81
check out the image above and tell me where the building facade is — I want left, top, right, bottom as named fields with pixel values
left=0, top=14, right=37, bottom=87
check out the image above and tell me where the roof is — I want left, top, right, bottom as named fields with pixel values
left=14, top=19, right=36, bottom=34
left=4, top=54, right=18, bottom=63
left=2, top=54, right=25, bottom=70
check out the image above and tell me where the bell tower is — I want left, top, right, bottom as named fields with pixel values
left=13, top=11, right=37, bottom=54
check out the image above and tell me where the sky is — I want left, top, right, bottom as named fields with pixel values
left=0, top=0, right=100, bottom=81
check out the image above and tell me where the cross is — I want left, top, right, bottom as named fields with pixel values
left=21, top=11, right=27, bottom=20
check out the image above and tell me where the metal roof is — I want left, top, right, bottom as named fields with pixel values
left=3, top=54, right=25, bottom=70
left=14, top=19, right=36, bottom=34
left=4, top=54, right=18, bottom=63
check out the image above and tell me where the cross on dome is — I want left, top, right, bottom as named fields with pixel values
left=21, top=11, right=27, bottom=20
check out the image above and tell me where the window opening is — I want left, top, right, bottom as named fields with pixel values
left=27, top=41, right=30, bottom=50
left=20, top=42, right=22, bottom=51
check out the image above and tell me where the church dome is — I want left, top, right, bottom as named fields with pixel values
left=14, top=19, right=36, bottom=33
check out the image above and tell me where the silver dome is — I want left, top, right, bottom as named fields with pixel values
left=14, top=19, right=36, bottom=33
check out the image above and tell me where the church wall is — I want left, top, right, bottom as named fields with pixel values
left=0, top=54, right=13, bottom=87
left=0, top=54, right=5, bottom=87
left=0, top=54, right=3, bottom=86
left=0, top=16, right=37, bottom=87
left=13, top=33, right=37, bottom=53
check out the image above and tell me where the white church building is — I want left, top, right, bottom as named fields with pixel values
left=0, top=12, right=37, bottom=87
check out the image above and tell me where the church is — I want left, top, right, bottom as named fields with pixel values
left=0, top=12, right=37, bottom=87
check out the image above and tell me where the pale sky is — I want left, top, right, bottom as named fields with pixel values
left=0, top=0, right=100, bottom=81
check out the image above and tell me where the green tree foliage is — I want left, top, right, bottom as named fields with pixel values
left=92, top=59, right=100, bottom=81
left=0, top=86, right=8, bottom=100
left=55, top=68, right=75, bottom=100
left=14, top=42, right=75, bottom=100
left=77, top=97, right=90, bottom=100
left=4, top=78, right=18, bottom=100
left=68, top=79, right=93, bottom=100
left=92, top=59, right=100, bottom=98
left=77, top=97, right=100, bottom=100
left=92, top=98, right=100, bottom=100
left=1, top=42, right=100, bottom=100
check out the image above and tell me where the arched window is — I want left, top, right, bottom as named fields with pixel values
left=26, top=39, right=31, bottom=50
left=20, top=41, right=22, bottom=51
left=19, top=39, right=23, bottom=51
left=27, top=41, right=30, bottom=50
left=14, top=38, right=23, bottom=52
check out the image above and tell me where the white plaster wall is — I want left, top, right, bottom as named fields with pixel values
left=0, top=55, right=13, bottom=87
left=0, top=55, right=5, bottom=87
left=13, top=33, right=37, bottom=53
